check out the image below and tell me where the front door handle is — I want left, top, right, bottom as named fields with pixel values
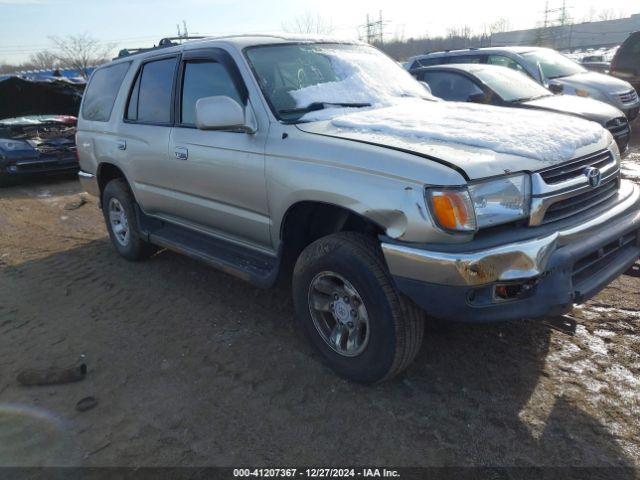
left=174, top=147, right=188, bottom=160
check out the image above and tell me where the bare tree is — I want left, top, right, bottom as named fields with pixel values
left=49, top=33, right=114, bottom=79
left=29, top=50, right=58, bottom=71
left=489, top=18, right=511, bottom=34
left=282, top=13, right=334, bottom=35
left=597, top=9, right=628, bottom=21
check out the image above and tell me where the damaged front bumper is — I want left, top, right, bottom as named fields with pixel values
left=382, top=181, right=640, bottom=322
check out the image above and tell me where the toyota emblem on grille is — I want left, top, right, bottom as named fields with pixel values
left=584, top=167, right=602, bottom=188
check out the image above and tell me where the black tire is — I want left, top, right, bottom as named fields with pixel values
left=292, top=232, right=424, bottom=383
left=0, top=173, right=17, bottom=187
left=101, top=178, right=156, bottom=261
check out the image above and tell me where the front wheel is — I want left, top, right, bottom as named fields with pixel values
left=292, top=232, right=424, bottom=383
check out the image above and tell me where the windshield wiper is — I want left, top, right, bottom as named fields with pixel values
left=512, top=94, right=552, bottom=103
left=278, top=102, right=371, bottom=115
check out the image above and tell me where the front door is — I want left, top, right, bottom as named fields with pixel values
left=166, top=49, right=270, bottom=250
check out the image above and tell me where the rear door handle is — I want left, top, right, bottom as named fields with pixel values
left=116, top=139, right=126, bottom=151
left=174, top=147, right=188, bottom=160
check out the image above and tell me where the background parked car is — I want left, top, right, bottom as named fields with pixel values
left=410, top=63, right=631, bottom=152
left=405, top=46, right=640, bottom=120
left=580, top=55, right=610, bottom=74
left=0, top=77, right=84, bottom=185
left=610, top=31, right=640, bottom=94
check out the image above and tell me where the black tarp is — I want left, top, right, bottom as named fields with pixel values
left=0, top=77, right=85, bottom=119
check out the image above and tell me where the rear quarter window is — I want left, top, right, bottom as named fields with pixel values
left=81, top=62, right=130, bottom=122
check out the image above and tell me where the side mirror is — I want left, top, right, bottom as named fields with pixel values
left=467, top=92, right=487, bottom=103
left=548, top=82, right=564, bottom=94
left=419, top=81, right=432, bottom=95
left=195, top=96, right=254, bottom=133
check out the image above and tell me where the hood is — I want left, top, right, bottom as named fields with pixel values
left=522, top=94, right=624, bottom=124
left=556, top=71, right=633, bottom=93
left=296, top=100, right=610, bottom=180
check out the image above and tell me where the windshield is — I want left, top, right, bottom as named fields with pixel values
left=473, top=67, right=552, bottom=102
left=245, top=43, right=429, bottom=122
left=522, top=49, right=586, bottom=79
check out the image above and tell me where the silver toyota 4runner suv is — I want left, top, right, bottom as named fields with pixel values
left=77, top=35, right=640, bottom=383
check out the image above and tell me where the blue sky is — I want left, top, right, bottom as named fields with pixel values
left=0, top=0, right=637, bottom=64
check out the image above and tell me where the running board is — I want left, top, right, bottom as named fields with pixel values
left=136, top=207, right=279, bottom=288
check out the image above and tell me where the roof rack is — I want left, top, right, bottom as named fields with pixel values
left=116, top=36, right=207, bottom=59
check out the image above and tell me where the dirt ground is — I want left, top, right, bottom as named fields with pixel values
left=0, top=129, right=639, bottom=470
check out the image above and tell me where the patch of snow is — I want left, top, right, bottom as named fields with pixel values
left=586, top=306, right=640, bottom=320
left=604, top=364, right=640, bottom=400
left=323, top=100, right=605, bottom=162
left=290, top=46, right=430, bottom=110
left=593, top=329, right=616, bottom=338
left=621, top=155, right=640, bottom=181
left=575, top=325, right=609, bottom=356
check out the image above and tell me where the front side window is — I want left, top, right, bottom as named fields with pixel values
left=245, top=43, right=428, bottom=122
left=522, top=49, right=586, bottom=79
left=82, top=62, right=130, bottom=122
left=180, top=61, right=242, bottom=125
left=420, top=71, right=483, bottom=101
left=126, top=57, right=177, bottom=124
left=473, top=67, right=552, bottom=102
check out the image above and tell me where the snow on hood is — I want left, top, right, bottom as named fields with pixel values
left=305, top=99, right=606, bottom=163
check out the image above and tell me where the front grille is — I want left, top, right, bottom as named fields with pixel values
left=34, top=145, right=76, bottom=155
left=539, top=150, right=614, bottom=184
left=619, top=89, right=638, bottom=105
left=606, top=117, right=630, bottom=138
left=572, top=232, right=638, bottom=287
left=542, top=176, right=619, bottom=223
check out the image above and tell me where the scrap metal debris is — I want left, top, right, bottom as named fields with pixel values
left=64, top=196, right=88, bottom=211
left=17, top=362, right=87, bottom=386
left=76, top=396, right=98, bottom=412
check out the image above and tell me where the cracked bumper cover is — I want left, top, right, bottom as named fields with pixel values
left=382, top=181, right=640, bottom=322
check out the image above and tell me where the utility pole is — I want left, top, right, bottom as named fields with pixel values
left=360, top=11, right=387, bottom=45
left=177, top=20, right=189, bottom=39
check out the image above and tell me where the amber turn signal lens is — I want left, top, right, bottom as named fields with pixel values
left=428, top=189, right=476, bottom=232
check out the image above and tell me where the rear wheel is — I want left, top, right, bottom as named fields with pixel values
left=101, top=179, right=156, bottom=261
left=292, top=232, right=424, bottom=383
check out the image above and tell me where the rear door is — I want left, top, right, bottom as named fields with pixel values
left=119, top=54, right=179, bottom=215
left=166, top=48, right=270, bottom=249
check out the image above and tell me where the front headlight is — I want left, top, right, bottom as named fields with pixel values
left=0, top=139, right=31, bottom=151
left=574, top=87, right=605, bottom=101
left=468, top=174, right=531, bottom=228
left=426, top=173, right=531, bottom=232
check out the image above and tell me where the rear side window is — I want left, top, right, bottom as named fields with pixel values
left=82, top=62, right=130, bottom=122
left=420, top=71, right=483, bottom=101
left=126, top=57, right=178, bottom=124
left=180, top=61, right=242, bottom=125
